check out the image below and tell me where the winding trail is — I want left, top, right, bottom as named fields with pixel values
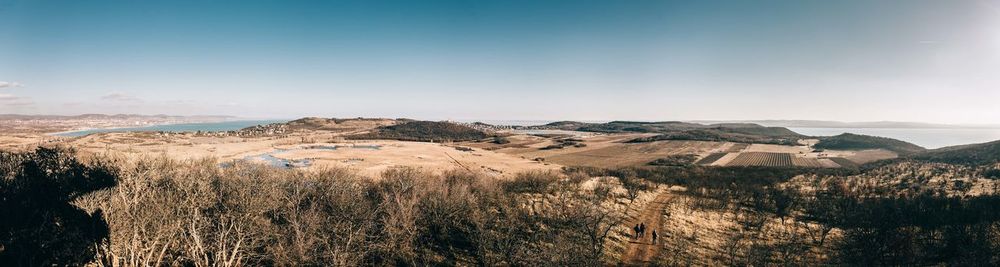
left=621, top=191, right=672, bottom=265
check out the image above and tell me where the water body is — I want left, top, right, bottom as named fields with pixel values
left=789, top=127, right=1000, bottom=149
left=460, top=120, right=610, bottom=126
left=511, top=129, right=596, bottom=137
left=54, top=120, right=287, bottom=137
left=231, top=144, right=381, bottom=169
left=304, top=144, right=382, bottom=150
left=241, top=149, right=313, bottom=168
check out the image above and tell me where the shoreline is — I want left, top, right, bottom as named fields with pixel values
left=45, top=125, right=148, bottom=136
left=45, top=119, right=286, bottom=137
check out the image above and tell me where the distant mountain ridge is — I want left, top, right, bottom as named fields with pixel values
left=348, top=120, right=488, bottom=142
left=689, top=120, right=1000, bottom=129
left=911, top=140, right=1000, bottom=165
left=0, top=114, right=241, bottom=134
left=524, top=120, right=804, bottom=145
left=0, top=114, right=236, bottom=121
left=814, top=133, right=926, bottom=155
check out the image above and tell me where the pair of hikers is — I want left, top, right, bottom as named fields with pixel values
left=632, top=223, right=658, bottom=244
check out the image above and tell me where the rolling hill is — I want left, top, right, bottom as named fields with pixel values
left=348, top=121, right=489, bottom=142
left=911, top=140, right=1000, bottom=165
left=813, top=133, right=926, bottom=155
left=573, top=121, right=707, bottom=133
left=544, top=121, right=806, bottom=145
left=626, top=129, right=801, bottom=145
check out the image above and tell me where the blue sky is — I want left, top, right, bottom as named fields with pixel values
left=1, top=0, right=998, bottom=123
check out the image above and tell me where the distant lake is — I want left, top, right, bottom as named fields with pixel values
left=789, top=127, right=1000, bottom=149
left=54, top=120, right=287, bottom=137
left=460, top=120, right=610, bottom=126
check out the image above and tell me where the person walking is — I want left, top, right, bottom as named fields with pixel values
left=633, top=224, right=640, bottom=239
left=639, top=223, right=646, bottom=238
left=652, top=230, right=658, bottom=244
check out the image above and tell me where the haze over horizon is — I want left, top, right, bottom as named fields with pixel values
left=2, top=0, right=999, bottom=124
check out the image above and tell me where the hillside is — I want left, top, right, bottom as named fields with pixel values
left=348, top=121, right=489, bottom=142
left=539, top=121, right=804, bottom=143
left=690, top=120, right=983, bottom=129
left=713, top=126, right=804, bottom=138
left=0, top=114, right=237, bottom=134
left=541, top=121, right=592, bottom=130
left=911, top=140, right=1000, bottom=165
left=0, top=114, right=235, bottom=121
left=627, top=129, right=801, bottom=145
left=234, top=117, right=398, bottom=136
left=813, top=133, right=925, bottom=155
left=281, top=117, right=397, bottom=131
left=574, top=121, right=706, bottom=133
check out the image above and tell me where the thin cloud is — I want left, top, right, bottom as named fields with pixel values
left=2, top=101, right=35, bottom=107
left=0, top=93, right=20, bottom=101
left=0, top=81, right=23, bottom=88
left=0, top=93, right=34, bottom=107
left=101, top=93, right=143, bottom=102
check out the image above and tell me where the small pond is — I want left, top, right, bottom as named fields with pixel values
left=223, top=144, right=381, bottom=169
left=241, top=149, right=313, bottom=168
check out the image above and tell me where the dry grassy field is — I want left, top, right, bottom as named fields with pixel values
left=55, top=132, right=558, bottom=178
left=2, top=121, right=901, bottom=176
left=271, top=141, right=559, bottom=178
left=463, top=133, right=728, bottom=168
left=726, top=152, right=794, bottom=167
left=696, top=153, right=728, bottom=165
left=7, top=122, right=998, bottom=266
left=688, top=143, right=895, bottom=168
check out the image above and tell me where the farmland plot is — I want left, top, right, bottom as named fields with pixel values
left=726, top=152, right=793, bottom=167
left=725, top=143, right=750, bottom=153
left=827, top=157, right=859, bottom=168
left=535, top=140, right=724, bottom=168
left=695, top=153, right=727, bottom=165
left=816, top=158, right=841, bottom=168
left=791, top=157, right=825, bottom=168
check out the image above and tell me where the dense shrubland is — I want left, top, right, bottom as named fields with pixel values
left=4, top=147, right=1000, bottom=265
left=583, top=162, right=1000, bottom=265
left=0, top=148, right=116, bottom=265
left=541, top=121, right=803, bottom=145
left=789, top=175, right=1000, bottom=265
left=913, top=139, right=1000, bottom=165
left=1, top=147, right=648, bottom=265
left=74, top=161, right=638, bottom=266
left=626, top=129, right=800, bottom=145
left=347, top=121, right=489, bottom=142
left=560, top=121, right=705, bottom=133
left=539, top=138, right=586, bottom=150
left=814, top=133, right=926, bottom=155
left=647, top=154, right=698, bottom=166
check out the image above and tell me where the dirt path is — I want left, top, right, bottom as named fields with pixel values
left=621, top=191, right=672, bottom=265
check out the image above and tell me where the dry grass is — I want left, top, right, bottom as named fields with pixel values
left=66, top=153, right=656, bottom=265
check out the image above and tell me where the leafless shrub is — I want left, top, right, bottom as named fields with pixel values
left=64, top=153, right=652, bottom=265
left=501, top=170, right=561, bottom=193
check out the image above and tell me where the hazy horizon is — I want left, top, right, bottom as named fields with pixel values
left=2, top=0, right=999, bottom=124
left=8, top=113, right=1000, bottom=130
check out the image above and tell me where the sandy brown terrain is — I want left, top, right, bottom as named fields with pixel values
left=0, top=114, right=233, bottom=134
left=621, top=191, right=673, bottom=265
left=2, top=118, right=900, bottom=174
left=465, top=133, right=730, bottom=168
left=272, top=141, right=560, bottom=178
left=3, top=128, right=899, bottom=173
left=695, top=144, right=895, bottom=168
left=472, top=133, right=895, bottom=168
left=610, top=189, right=840, bottom=265
left=0, top=134, right=46, bottom=150
left=47, top=131, right=556, bottom=178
